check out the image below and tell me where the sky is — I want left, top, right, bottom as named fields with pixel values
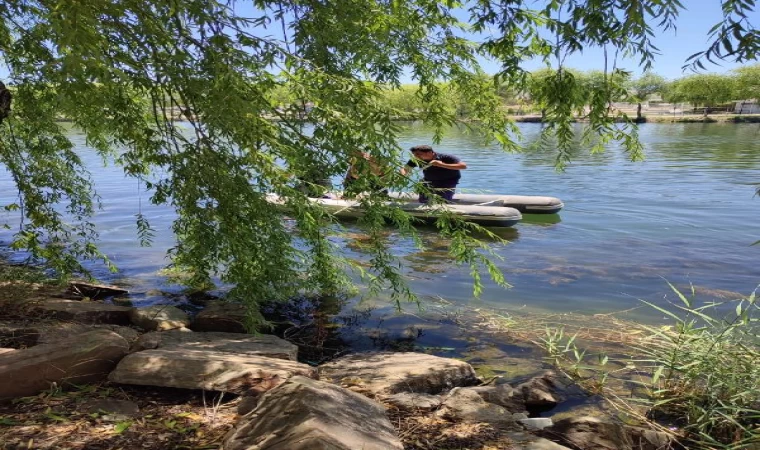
left=0, top=1, right=755, bottom=82
left=456, top=1, right=754, bottom=81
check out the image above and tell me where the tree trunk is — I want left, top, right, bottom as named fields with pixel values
left=636, top=103, right=642, bottom=121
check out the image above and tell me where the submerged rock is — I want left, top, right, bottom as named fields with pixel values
left=0, top=329, right=128, bottom=399
left=319, top=352, right=479, bottom=396
left=224, top=376, right=403, bottom=450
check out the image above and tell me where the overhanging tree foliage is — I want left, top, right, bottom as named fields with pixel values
left=0, top=0, right=757, bottom=325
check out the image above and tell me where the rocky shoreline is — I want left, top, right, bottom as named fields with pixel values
left=0, top=282, right=675, bottom=449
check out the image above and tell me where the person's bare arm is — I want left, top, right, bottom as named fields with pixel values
left=429, top=160, right=467, bottom=170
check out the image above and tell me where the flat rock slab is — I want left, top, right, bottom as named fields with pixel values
left=34, top=299, right=132, bottom=325
left=130, top=305, right=190, bottom=331
left=109, top=349, right=316, bottom=394
left=190, top=301, right=247, bottom=333
left=224, top=376, right=403, bottom=450
left=0, top=329, right=128, bottom=399
left=38, top=323, right=140, bottom=347
left=130, top=330, right=298, bottom=361
left=319, top=352, right=479, bottom=395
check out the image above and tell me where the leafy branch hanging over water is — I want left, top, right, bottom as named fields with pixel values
left=0, top=0, right=757, bottom=321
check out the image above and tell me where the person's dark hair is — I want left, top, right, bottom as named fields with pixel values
left=410, top=145, right=433, bottom=153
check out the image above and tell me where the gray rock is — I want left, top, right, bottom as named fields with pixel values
left=237, top=395, right=259, bottom=416
left=543, top=416, right=633, bottom=450
left=108, top=349, right=316, bottom=394
left=517, top=371, right=565, bottom=409
left=129, top=330, right=298, bottom=361
left=85, top=398, right=140, bottom=422
left=436, top=387, right=518, bottom=426
left=384, top=392, right=441, bottom=410
left=38, top=323, right=140, bottom=346
left=129, top=305, right=190, bottom=331
left=506, top=431, right=573, bottom=450
left=319, top=352, right=479, bottom=396
left=224, top=376, right=403, bottom=450
left=520, top=417, right=554, bottom=430
left=0, top=330, right=129, bottom=399
left=470, top=383, right=527, bottom=413
left=34, top=299, right=132, bottom=325
left=626, top=425, right=678, bottom=450
left=191, top=300, right=248, bottom=333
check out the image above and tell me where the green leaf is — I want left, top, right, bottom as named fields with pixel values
left=113, top=421, right=132, bottom=434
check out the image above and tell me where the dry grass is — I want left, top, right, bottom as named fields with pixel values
left=0, top=384, right=237, bottom=450
left=387, top=407, right=515, bottom=450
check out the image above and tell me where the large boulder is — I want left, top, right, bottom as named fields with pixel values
left=544, top=416, right=634, bottom=450
left=129, top=330, right=298, bottom=361
left=436, top=387, right=521, bottom=427
left=109, top=350, right=315, bottom=394
left=191, top=301, right=247, bottom=333
left=223, top=376, right=403, bottom=450
left=129, top=305, right=190, bottom=331
left=319, top=352, right=479, bottom=396
left=0, top=329, right=129, bottom=399
left=34, top=299, right=132, bottom=324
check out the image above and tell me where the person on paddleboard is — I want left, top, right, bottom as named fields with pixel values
left=402, top=145, right=467, bottom=203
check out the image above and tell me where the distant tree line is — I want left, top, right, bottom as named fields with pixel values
left=268, top=64, right=760, bottom=121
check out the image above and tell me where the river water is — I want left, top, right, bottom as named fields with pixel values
left=0, top=122, right=758, bottom=362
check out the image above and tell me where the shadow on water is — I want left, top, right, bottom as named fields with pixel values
left=260, top=292, right=550, bottom=379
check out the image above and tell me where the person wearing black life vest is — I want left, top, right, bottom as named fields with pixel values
left=401, top=145, right=467, bottom=203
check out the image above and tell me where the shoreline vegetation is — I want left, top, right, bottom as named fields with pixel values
left=45, top=63, right=760, bottom=125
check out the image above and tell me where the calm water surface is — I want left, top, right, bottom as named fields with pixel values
left=1, top=122, right=758, bottom=327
